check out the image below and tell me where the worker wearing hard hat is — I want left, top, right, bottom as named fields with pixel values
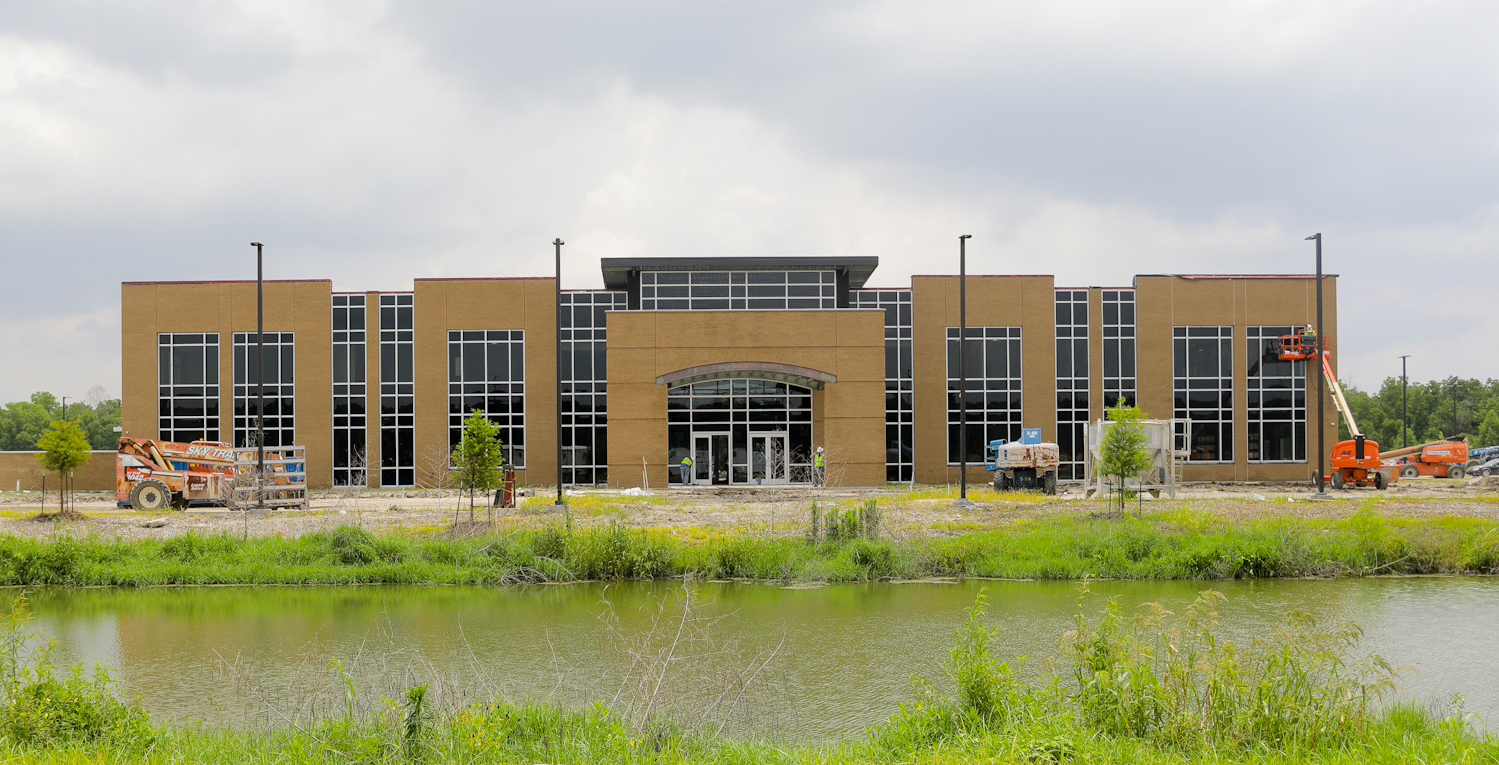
left=814, top=446, right=826, bottom=487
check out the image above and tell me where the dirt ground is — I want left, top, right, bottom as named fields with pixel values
left=2, top=477, right=1497, bottom=542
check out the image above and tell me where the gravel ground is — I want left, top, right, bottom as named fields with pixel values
left=2, top=476, right=1496, bottom=542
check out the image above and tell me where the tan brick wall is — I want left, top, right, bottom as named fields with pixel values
left=605, top=309, right=886, bottom=487
left=910, top=275, right=1057, bottom=484
left=1134, top=275, right=1338, bottom=482
left=362, top=291, right=382, bottom=481
left=121, top=281, right=334, bottom=486
left=411, top=279, right=557, bottom=487
left=0, top=451, right=115, bottom=492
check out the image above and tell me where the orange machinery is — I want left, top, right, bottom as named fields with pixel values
left=115, top=437, right=235, bottom=510
left=1380, top=437, right=1469, bottom=480
left=1270, top=330, right=1392, bottom=490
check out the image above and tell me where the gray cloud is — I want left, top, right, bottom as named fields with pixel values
left=1, top=0, right=1496, bottom=401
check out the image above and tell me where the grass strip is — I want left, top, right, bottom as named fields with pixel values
left=2, top=504, right=1499, bottom=586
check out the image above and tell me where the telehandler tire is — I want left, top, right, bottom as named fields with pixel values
left=130, top=480, right=172, bottom=510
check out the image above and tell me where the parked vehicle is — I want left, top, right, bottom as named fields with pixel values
left=115, top=437, right=235, bottom=509
left=985, top=432, right=1060, bottom=494
left=1381, top=437, right=1469, bottom=480
left=1470, top=457, right=1499, bottom=478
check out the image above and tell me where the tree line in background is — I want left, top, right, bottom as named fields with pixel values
left=0, top=389, right=121, bottom=451
left=1342, top=377, right=1499, bottom=450
left=2, top=379, right=1497, bottom=457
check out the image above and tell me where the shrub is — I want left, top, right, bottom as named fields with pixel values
left=325, top=526, right=381, bottom=566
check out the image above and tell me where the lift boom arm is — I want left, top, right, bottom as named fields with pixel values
left=1320, top=351, right=1361, bottom=439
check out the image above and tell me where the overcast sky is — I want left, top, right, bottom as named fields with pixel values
left=3, top=0, right=1496, bottom=404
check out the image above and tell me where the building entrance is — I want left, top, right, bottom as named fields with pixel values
left=690, top=432, right=731, bottom=485
left=668, top=378, right=813, bottom=485
left=750, top=433, right=789, bottom=484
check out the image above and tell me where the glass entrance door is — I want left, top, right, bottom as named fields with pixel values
left=750, top=433, right=789, bottom=484
left=691, top=433, right=731, bottom=485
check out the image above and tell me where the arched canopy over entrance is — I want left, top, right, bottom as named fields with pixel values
left=656, top=361, right=836, bottom=390
left=666, top=377, right=816, bottom=486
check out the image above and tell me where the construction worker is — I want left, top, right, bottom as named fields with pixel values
left=1300, top=324, right=1318, bottom=357
left=680, top=453, right=694, bottom=485
left=814, top=446, right=826, bottom=487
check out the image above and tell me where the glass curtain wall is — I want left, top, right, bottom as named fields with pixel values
left=1174, top=325, right=1234, bottom=462
left=332, top=294, right=367, bottom=486
left=851, top=289, right=914, bottom=482
left=232, top=332, right=295, bottom=447
left=157, top=333, right=220, bottom=442
left=1101, top=289, right=1137, bottom=407
left=447, top=330, right=526, bottom=468
left=946, top=327, right=1023, bottom=464
left=1055, top=290, right=1089, bottom=480
left=1247, top=325, right=1307, bottom=462
left=640, top=270, right=836, bottom=310
left=560, top=290, right=626, bottom=484
left=379, top=293, right=414, bottom=486
left=666, top=379, right=813, bottom=485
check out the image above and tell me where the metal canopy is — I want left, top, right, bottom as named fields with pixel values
left=656, top=361, right=837, bottom=390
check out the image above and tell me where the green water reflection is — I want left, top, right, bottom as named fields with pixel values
left=25, top=577, right=1499, bottom=741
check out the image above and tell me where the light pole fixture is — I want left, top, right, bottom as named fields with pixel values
left=1399, top=355, right=1410, bottom=448
left=554, top=237, right=567, bottom=510
left=1306, top=233, right=1327, bottom=498
left=251, top=241, right=265, bottom=512
left=957, top=234, right=973, bottom=506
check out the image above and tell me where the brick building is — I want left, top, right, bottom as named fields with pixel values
left=120, top=257, right=1337, bottom=488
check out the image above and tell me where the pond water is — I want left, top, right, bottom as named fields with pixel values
left=24, top=577, right=1499, bottom=742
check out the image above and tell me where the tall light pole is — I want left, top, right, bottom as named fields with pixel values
left=957, top=234, right=973, bottom=506
left=1307, top=233, right=1327, bottom=497
left=1399, top=355, right=1410, bottom=448
left=554, top=237, right=566, bottom=509
left=251, top=241, right=266, bottom=512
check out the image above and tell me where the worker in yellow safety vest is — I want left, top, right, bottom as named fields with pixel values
left=680, top=454, right=694, bottom=485
left=814, top=446, right=826, bottom=487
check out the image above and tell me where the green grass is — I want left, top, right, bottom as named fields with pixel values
left=0, top=589, right=1494, bottom=764
left=2, top=505, right=1499, bottom=586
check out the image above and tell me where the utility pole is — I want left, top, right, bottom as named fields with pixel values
left=252, top=242, right=266, bottom=513
left=956, top=234, right=973, bottom=507
left=554, top=238, right=567, bottom=511
left=1452, top=381, right=1459, bottom=437
left=1307, top=233, right=1327, bottom=498
left=1399, top=355, right=1410, bottom=448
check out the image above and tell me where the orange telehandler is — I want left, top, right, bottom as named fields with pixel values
left=1269, top=330, right=1393, bottom=490
left=115, top=437, right=235, bottom=510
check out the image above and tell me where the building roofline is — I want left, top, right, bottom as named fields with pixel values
left=911, top=274, right=1052, bottom=278
left=122, top=279, right=332, bottom=286
left=412, top=276, right=553, bottom=282
left=1141, top=274, right=1339, bottom=280
left=600, top=256, right=879, bottom=289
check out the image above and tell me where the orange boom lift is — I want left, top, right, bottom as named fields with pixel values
left=1269, top=328, right=1392, bottom=490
